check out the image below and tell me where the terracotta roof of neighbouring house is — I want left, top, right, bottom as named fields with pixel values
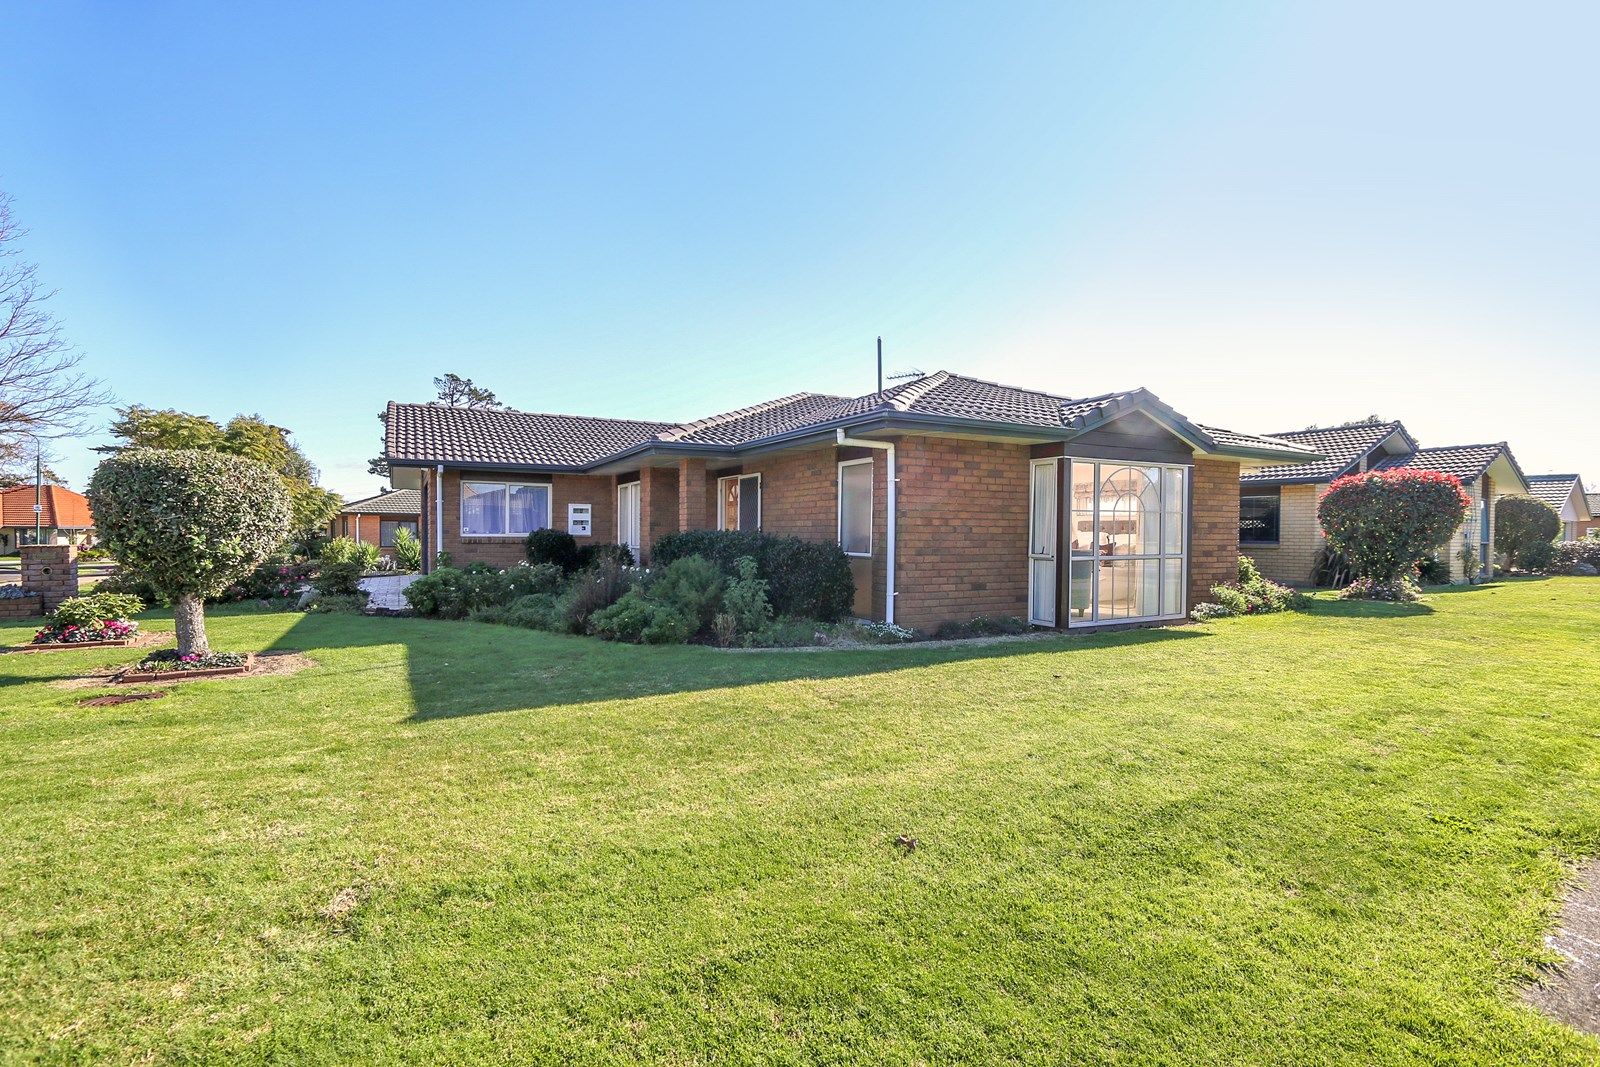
left=1240, top=421, right=1409, bottom=484
left=384, top=372, right=1319, bottom=471
left=1372, top=442, right=1526, bottom=486
left=341, top=488, right=423, bottom=517
left=1525, top=474, right=1583, bottom=513
left=0, top=484, right=94, bottom=528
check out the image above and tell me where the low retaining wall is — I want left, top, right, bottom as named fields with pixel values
left=0, top=595, right=44, bottom=619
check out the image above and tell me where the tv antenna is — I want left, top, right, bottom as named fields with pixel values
left=875, top=336, right=922, bottom=393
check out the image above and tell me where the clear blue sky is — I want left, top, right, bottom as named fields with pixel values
left=5, top=2, right=1597, bottom=499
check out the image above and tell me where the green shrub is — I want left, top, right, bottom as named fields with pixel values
left=314, top=537, right=381, bottom=596
left=577, top=542, right=635, bottom=569
left=650, top=555, right=725, bottom=634
left=1339, top=575, right=1422, bottom=601
left=403, top=562, right=567, bottom=618
left=51, top=592, right=145, bottom=628
left=88, top=447, right=292, bottom=656
left=1317, top=470, right=1470, bottom=588
left=564, top=559, right=635, bottom=633
left=719, top=556, right=773, bottom=634
left=1416, top=555, right=1452, bottom=584
left=392, top=527, right=422, bottom=571
left=1520, top=540, right=1558, bottom=574
left=1496, top=496, right=1561, bottom=571
left=589, top=590, right=692, bottom=644
left=651, top=530, right=853, bottom=621
left=1547, top=539, right=1600, bottom=575
left=526, top=528, right=582, bottom=572
left=931, top=615, right=1030, bottom=640
left=1207, top=556, right=1302, bottom=616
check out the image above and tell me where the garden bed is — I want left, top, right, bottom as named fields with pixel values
left=113, top=652, right=255, bottom=684
left=5, top=630, right=171, bottom=655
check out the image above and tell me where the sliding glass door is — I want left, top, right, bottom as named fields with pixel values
left=1062, top=460, right=1188, bottom=624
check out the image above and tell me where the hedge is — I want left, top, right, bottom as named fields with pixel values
left=651, top=530, right=854, bottom=621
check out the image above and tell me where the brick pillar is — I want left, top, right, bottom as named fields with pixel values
left=636, top=467, right=679, bottom=564
left=21, top=544, right=79, bottom=611
left=677, top=459, right=709, bottom=532
left=1188, top=457, right=1242, bottom=610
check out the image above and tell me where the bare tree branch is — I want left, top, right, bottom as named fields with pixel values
left=0, top=191, right=111, bottom=451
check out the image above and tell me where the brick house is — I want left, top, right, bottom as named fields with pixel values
left=1580, top=494, right=1600, bottom=540
left=0, top=484, right=95, bottom=554
left=382, top=372, right=1318, bottom=632
left=1524, top=474, right=1593, bottom=542
left=1238, top=421, right=1531, bottom=586
left=330, top=488, right=422, bottom=557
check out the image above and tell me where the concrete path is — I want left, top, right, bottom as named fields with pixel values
left=358, top=574, right=419, bottom=613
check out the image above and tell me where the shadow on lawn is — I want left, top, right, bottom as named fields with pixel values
left=262, top=611, right=1210, bottom=722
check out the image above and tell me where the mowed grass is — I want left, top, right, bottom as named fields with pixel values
left=2, top=580, right=1599, bottom=1064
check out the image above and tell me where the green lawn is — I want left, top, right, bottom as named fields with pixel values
left=3, top=580, right=1599, bottom=1064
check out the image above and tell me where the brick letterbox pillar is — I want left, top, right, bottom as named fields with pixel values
left=20, top=544, right=79, bottom=612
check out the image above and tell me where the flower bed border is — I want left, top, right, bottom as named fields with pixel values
left=112, top=653, right=256, bottom=684
left=7, top=637, right=138, bottom=653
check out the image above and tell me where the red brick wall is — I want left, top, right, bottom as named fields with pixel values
left=1189, top=457, right=1243, bottom=609
left=638, top=467, right=678, bottom=564
left=435, top=469, right=620, bottom=569
left=894, top=436, right=1031, bottom=631
left=701, top=444, right=888, bottom=620
left=20, top=544, right=79, bottom=612
left=333, top=511, right=420, bottom=557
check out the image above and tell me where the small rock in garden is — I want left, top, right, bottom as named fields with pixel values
left=894, top=834, right=919, bottom=853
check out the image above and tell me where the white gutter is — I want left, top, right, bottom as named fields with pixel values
left=836, top=429, right=897, bottom=626
left=433, top=464, right=444, bottom=573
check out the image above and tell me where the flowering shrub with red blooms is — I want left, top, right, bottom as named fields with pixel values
left=1318, top=470, right=1471, bottom=588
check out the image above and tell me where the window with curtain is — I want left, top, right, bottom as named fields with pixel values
left=718, top=474, right=762, bottom=531
left=838, top=460, right=873, bottom=556
left=461, top=481, right=549, bottom=536
left=1239, top=487, right=1281, bottom=544
left=379, top=519, right=418, bottom=547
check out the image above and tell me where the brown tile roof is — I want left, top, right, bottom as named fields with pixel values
left=1241, top=421, right=1408, bottom=484
left=1372, top=443, right=1524, bottom=485
left=1525, top=474, right=1583, bottom=512
left=384, top=372, right=1317, bottom=471
left=0, top=484, right=93, bottom=528
left=385, top=403, right=675, bottom=469
left=341, top=488, right=422, bottom=517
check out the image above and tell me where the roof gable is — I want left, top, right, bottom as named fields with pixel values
left=1525, top=474, right=1584, bottom=513
left=1241, top=421, right=1410, bottom=484
left=0, top=484, right=93, bottom=528
left=342, top=488, right=423, bottom=516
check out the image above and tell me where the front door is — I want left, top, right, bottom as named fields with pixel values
left=1028, top=459, right=1058, bottom=626
left=617, top=481, right=641, bottom=561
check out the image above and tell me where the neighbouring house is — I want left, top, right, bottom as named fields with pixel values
left=330, top=488, right=422, bottom=556
left=0, top=484, right=95, bottom=554
left=1525, top=474, right=1593, bottom=542
left=1239, top=421, right=1531, bottom=586
left=1581, top=493, right=1600, bottom=540
left=382, top=371, right=1319, bottom=632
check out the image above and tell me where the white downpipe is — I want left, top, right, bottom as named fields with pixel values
left=434, top=464, right=445, bottom=573
left=836, top=429, right=897, bottom=626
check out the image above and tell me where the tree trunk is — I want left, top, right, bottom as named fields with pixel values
left=173, top=593, right=210, bottom=657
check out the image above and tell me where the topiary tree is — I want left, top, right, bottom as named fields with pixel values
left=88, top=448, right=291, bottom=656
left=1317, top=470, right=1471, bottom=591
left=1494, top=496, right=1561, bottom=571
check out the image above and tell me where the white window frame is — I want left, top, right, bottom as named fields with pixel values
left=616, top=480, right=642, bottom=556
left=716, top=473, right=763, bottom=532
left=459, top=479, right=553, bottom=538
left=1063, top=458, right=1190, bottom=626
left=837, top=458, right=874, bottom=558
